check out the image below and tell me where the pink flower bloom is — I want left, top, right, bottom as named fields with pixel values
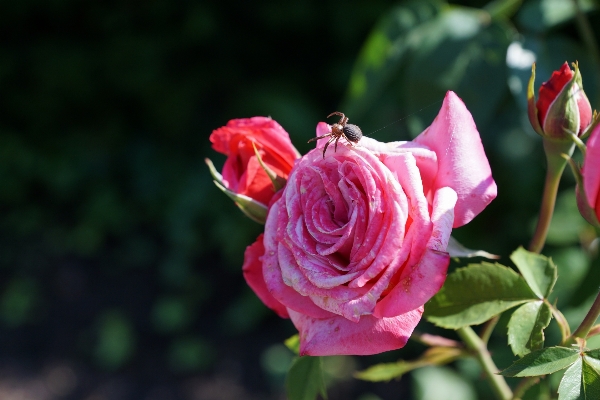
left=210, top=117, right=300, bottom=206
left=245, top=91, right=496, bottom=356
left=582, top=123, right=600, bottom=225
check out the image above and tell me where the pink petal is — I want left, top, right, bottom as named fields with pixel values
left=584, top=123, right=600, bottom=220
left=262, top=201, right=335, bottom=319
left=289, top=307, right=423, bottom=356
left=413, top=91, right=496, bottom=228
left=242, top=235, right=289, bottom=318
left=373, top=187, right=456, bottom=317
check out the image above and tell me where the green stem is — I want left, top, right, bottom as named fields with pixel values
left=457, top=326, right=512, bottom=400
left=569, top=289, right=600, bottom=342
left=528, top=139, right=575, bottom=253
left=480, top=316, right=499, bottom=346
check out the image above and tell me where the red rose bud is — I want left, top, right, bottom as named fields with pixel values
left=528, top=62, right=593, bottom=140
left=207, top=117, right=300, bottom=222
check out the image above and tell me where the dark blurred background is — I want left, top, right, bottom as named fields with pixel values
left=1, top=0, right=599, bottom=399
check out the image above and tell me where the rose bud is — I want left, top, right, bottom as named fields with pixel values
left=207, top=117, right=300, bottom=223
left=528, top=62, right=593, bottom=140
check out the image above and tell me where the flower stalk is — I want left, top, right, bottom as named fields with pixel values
left=568, top=289, right=600, bottom=343
left=529, top=139, right=575, bottom=253
left=456, top=326, right=512, bottom=400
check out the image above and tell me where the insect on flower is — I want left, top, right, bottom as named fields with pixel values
left=308, top=112, right=363, bottom=158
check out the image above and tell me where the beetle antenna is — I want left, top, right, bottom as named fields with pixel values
left=366, top=98, right=443, bottom=136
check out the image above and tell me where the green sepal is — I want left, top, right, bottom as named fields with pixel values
left=205, top=158, right=268, bottom=224
left=252, top=142, right=287, bottom=192
left=528, top=63, right=544, bottom=136
left=447, top=236, right=499, bottom=260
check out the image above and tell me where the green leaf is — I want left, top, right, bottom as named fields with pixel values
left=516, top=0, right=597, bottom=33
left=510, top=247, right=557, bottom=299
left=584, top=349, right=600, bottom=360
left=501, top=347, right=579, bottom=377
left=413, top=366, right=478, bottom=400
left=402, top=7, right=512, bottom=134
left=285, top=334, right=300, bottom=355
left=558, top=357, right=583, bottom=400
left=286, top=356, right=327, bottom=400
left=508, top=301, right=552, bottom=357
left=341, top=0, right=441, bottom=118
left=354, top=347, right=463, bottom=382
left=425, top=262, right=537, bottom=329
left=447, top=236, right=499, bottom=259
left=583, top=357, right=600, bottom=399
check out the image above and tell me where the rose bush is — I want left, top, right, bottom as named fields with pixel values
left=530, top=61, right=592, bottom=139
left=209, top=117, right=300, bottom=206
left=243, top=91, right=497, bottom=356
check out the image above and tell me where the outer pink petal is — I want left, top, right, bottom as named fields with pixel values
left=289, top=307, right=423, bottom=356
left=584, top=123, right=600, bottom=219
left=413, top=91, right=496, bottom=228
left=242, top=234, right=289, bottom=318
left=373, top=187, right=456, bottom=318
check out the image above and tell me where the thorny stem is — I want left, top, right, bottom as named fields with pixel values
left=568, top=289, right=600, bottom=344
left=456, top=326, right=512, bottom=400
left=529, top=139, right=575, bottom=253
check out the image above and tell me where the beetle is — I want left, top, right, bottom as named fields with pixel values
left=308, top=112, right=363, bottom=158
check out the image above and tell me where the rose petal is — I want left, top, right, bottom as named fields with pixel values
left=242, top=235, right=289, bottom=318
left=263, top=201, right=335, bottom=319
left=413, top=91, right=496, bottom=227
left=289, top=307, right=423, bottom=356
left=584, top=123, right=600, bottom=220
left=373, top=187, right=456, bottom=317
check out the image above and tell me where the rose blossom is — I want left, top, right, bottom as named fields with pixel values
left=244, top=91, right=496, bottom=356
left=209, top=117, right=300, bottom=206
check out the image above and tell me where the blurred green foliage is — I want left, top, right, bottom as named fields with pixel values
left=1, top=0, right=600, bottom=398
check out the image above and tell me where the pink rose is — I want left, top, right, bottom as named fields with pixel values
left=244, top=92, right=496, bottom=356
left=581, top=123, right=600, bottom=226
left=210, top=117, right=300, bottom=206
